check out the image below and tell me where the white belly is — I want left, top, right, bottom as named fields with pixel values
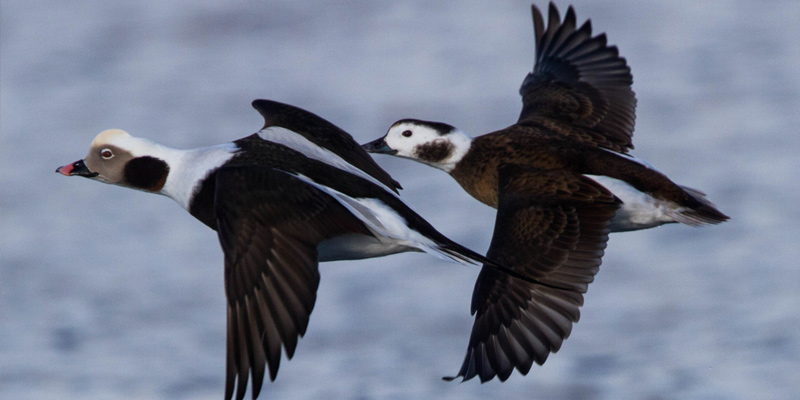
left=318, top=233, right=418, bottom=262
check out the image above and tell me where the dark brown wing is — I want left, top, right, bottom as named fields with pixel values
left=447, top=165, right=619, bottom=382
left=251, top=99, right=403, bottom=193
left=518, top=3, right=636, bottom=153
left=214, top=166, right=370, bottom=400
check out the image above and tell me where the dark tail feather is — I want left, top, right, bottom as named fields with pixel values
left=675, top=186, right=730, bottom=226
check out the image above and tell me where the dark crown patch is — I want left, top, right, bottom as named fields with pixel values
left=394, top=119, right=455, bottom=136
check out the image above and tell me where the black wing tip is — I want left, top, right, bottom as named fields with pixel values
left=225, top=380, right=235, bottom=400
left=251, top=98, right=284, bottom=113
left=563, top=4, right=577, bottom=25
left=531, top=4, right=544, bottom=44
left=251, top=99, right=286, bottom=128
left=251, top=98, right=327, bottom=130
left=548, top=2, right=560, bottom=19
left=235, top=373, right=249, bottom=400
left=226, top=367, right=273, bottom=400
left=251, top=98, right=270, bottom=108
left=442, top=373, right=477, bottom=382
left=441, top=373, right=494, bottom=383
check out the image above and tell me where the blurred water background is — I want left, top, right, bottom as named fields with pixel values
left=2, top=0, right=799, bottom=399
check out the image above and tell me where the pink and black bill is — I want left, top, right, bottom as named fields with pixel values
left=56, top=160, right=97, bottom=177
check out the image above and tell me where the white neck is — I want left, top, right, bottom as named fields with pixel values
left=152, top=142, right=239, bottom=210
left=433, top=130, right=472, bottom=173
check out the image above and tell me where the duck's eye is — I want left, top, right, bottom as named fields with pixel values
left=100, top=149, right=114, bottom=159
left=402, top=130, right=413, bottom=138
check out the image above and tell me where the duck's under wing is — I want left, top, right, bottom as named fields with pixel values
left=213, top=165, right=371, bottom=400
left=446, top=165, right=620, bottom=382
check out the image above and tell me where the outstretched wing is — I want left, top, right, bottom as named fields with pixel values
left=214, top=166, right=370, bottom=400
left=518, top=3, right=636, bottom=153
left=251, top=99, right=403, bottom=193
left=447, top=165, right=619, bottom=382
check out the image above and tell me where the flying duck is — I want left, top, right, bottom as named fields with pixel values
left=56, top=99, right=555, bottom=399
left=363, top=3, right=729, bottom=383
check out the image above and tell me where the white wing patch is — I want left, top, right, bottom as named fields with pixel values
left=258, top=127, right=399, bottom=196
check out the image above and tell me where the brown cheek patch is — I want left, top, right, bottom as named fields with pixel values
left=124, top=156, right=170, bottom=191
left=414, top=140, right=454, bottom=163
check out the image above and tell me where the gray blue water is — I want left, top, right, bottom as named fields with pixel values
left=2, top=0, right=799, bottom=399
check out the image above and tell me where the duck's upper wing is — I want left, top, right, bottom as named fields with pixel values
left=446, top=165, right=619, bottom=382
left=517, top=3, right=636, bottom=153
left=251, top=99, right=403, bottom=193
left=213, top=165, right=371, bottom=400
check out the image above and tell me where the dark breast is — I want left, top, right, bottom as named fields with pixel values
left=449, top=126, right=586, bottom=208
left=450, top=144, right=502, bottom=208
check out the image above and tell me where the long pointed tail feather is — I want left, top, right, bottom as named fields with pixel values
left=674, top=185, right=730, bottom=226
left=437, top=241, right=576, bottom=292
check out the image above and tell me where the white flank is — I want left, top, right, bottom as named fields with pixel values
left=258, top=126, right=399, bottom=196
left=586, top=174, right=679, bottom=232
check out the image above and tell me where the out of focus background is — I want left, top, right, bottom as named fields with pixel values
left=2, top=1, right=798, bottom=399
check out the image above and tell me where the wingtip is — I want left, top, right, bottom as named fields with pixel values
left=531, top=4, right=545, bottom=54
left=251, top=98, right=272, bottom=111
left=251, top=99, right=297, bottom=130
left=251, top=99, right=276, bottom=129
left=547, top=2, right=560, bottom=23
left=564, top=5, right=577, bottom=27
left=392, top=179, right=403, bottom=191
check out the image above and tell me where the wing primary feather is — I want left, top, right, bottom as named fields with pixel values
left=244, top=296, right=267, bottom=398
